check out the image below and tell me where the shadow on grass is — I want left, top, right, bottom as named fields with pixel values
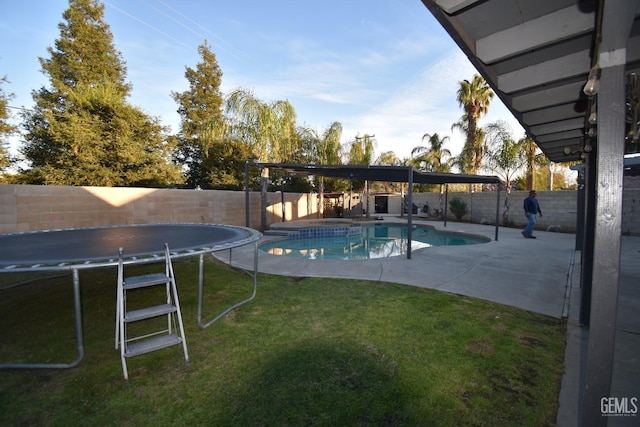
left=217, top=339, right=411, bottom=426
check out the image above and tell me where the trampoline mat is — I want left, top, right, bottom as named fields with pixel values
left=0, top=224, right=254, bottom=267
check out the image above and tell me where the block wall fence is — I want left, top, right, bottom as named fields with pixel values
left=1, top=180, right=639, bottom=235
left=407, top=179, right=640, bottom=235
left=0, top=184, right=322, bottom=234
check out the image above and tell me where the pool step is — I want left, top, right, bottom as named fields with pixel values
left=265, top=226, right=363, bottom=239
left=263, top=229, right=295, bottom=236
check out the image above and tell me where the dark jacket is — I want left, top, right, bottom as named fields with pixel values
left=523, top=196, right=542, bottom=215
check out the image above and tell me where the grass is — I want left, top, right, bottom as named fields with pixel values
left=0, top=256, right=566, bottom=426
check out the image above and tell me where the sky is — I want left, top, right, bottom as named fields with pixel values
left=0, top=0, right=525, bottom=163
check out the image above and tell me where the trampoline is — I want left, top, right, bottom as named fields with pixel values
left=0, top=223, right=261, bottom=369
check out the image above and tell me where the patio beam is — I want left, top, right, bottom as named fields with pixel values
left=477, top=6, right=594, bottom=63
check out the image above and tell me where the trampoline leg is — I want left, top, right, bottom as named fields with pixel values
left=0, top=268, right=85, bottom=370
left=197, top=253, right=205, bottom=327
left=197, top=242, right=259, bottom=329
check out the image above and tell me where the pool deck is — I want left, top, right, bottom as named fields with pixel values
left=217, top=217, right=640, bottom=426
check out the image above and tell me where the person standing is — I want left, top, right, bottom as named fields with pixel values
left=522, top=190, right=542, bottom=238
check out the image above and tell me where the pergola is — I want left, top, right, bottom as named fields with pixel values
left=245, top=162, right=501, bottom=259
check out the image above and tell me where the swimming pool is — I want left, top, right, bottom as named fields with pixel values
left=259, top=223, right=490, bottom=260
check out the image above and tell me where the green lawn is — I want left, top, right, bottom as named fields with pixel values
left=0, top=256, right=566, bottom=426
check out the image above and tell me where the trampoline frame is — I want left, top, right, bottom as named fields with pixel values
left=0, top=223, right=261, bottom=370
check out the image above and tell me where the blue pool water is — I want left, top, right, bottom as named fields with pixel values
left=259, top=223, right=490, bottom=260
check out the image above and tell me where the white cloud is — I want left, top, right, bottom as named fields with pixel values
left=342, top=49, right=526, bottom=161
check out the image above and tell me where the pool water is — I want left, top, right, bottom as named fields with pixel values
left=259, top=223, right=489, bottom=260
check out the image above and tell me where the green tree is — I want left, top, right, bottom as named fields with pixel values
left=0, top=75, right=17, bottom=174
left=346, top=133, right=375, bottom=192
left=19, top=0, right=181, bottom=186
left=451, top=116, right=487, bottom=174
left=299, top=121, right=345, bottom=192
left=225, top=88, right=298, bottom=163
left=483, top=121, right=526, bottom=193
left=482, top=121, right=553, bottom=225
left=411, top=132, right=451, bottom=172
left=172, top=41, right=225, bottom=188
left=315, top=121, right=343, bottom=165
left=522, top=137, right=547, bottom=190
left=455, top=75, right=494, bottom=174
left=514, top=160, right=573, bottom=191
left=204, top=139, right=255, bottom=190
left=376, top=150, right=400, bottom=166
left=347, top=133, right=375, bottom=165
left=374, top=150, right=402, bottom=192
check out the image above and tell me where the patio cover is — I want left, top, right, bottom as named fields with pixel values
left=421, top=0, right=640, bottom=166
left=250, top=162, right=503, bottom=259
left=256, top=163, right=501, bottom=185
left=420, top=1, right=640, bottom=424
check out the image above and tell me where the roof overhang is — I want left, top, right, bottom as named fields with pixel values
left=420, top=0, right=640, bottom=166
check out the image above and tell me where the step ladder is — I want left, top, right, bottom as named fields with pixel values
left=115, top=243, right=189, bottom=382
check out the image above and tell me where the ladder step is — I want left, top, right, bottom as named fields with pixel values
left=125, top=304, right=177, bottom=323
left=124, top=273, right=169, bottom=289
left=125, top=334, right=182, bottom=358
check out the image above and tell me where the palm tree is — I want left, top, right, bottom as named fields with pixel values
left=451, top=116, right=487, bottom=174
left=411, top=132, right=452, bottom=173
left=456, top=75, right=494, bottom=174
left=522, top=136, right=542, bottom=190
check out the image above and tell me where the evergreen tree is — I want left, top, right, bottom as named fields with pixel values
left=171, top=41, right=225, bottom=188
left=0, top=75, right=16, bottom=174
left=19, top=0, right=181, bottom=186
left=204, top=139, right=255, bottom=190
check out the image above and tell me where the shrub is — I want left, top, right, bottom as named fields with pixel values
left=449, top=197, right=468, bottom=220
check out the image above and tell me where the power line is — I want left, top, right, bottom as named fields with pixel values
left=7, top=105, right=33, bottom=112
left=151, top=0, right=256, bottom=65
left=105, top=0, right=258, bottom=69
left=104, top=1, right=197, bottom=53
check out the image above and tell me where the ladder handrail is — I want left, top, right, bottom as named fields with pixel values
left=165, top=243, right=189, bottom=363
left=116, top=244, right=189, bottom=382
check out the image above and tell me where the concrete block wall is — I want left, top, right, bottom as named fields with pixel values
left=622, top=178, right=640, bottom=235
left=410, top=180, right=639, bottom=235
left=265, top=192, right=321, bottom=224
left=2, top=180, right=639, bottom=235
left=0, top=184, right=321, bottom=234
left=410, top=190, right=578, bottom=231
